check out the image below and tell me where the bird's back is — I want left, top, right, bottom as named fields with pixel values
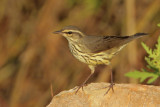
left=69, top=33, right=147, bottom=65
left=79, top=33, right=147, bottom=53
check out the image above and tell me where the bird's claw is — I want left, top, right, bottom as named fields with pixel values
left=104, top=83, right=115, bottom=95
left=75, top=84, right=87, bottom=94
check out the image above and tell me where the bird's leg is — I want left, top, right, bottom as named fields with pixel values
left=75, top=72, right=93, bottom=93
left=104, top=70, right=115, bottom=95
left=75, top=65, right=95, bottom=94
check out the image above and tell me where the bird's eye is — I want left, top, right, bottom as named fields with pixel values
left=67, top=31, right=72, bottom=34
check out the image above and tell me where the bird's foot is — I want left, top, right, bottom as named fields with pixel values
left=74, top=83, right=87, bottom=94
left=104, top=82, right=115, bottom=95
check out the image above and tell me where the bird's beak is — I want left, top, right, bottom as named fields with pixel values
left=53, top=30, right=62, bottom=34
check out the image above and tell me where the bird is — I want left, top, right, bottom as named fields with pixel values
left=53, top=25, right=147, bottom=94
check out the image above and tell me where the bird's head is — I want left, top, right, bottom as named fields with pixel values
left=53, top=26, right=85, bottom=42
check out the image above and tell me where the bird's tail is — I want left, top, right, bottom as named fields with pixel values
left=120, top=33, right=148, bottom=46
left=132, top=33, right=148, bottom=38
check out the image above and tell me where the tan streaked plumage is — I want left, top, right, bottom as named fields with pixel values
left=53, top=25, right=147, bottom=94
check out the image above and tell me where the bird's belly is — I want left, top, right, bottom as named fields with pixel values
left=69, top=43, right=125, bottom=66
left=72, top=51, right=112, bottom=65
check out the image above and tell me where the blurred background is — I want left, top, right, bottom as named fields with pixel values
left=0, top=0, right=160, bottom=107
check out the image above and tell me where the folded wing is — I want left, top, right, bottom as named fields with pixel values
left=82, top=33, right=147, bottom=53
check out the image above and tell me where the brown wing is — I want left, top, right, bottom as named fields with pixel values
left=81, top=33, right=147, bottom=53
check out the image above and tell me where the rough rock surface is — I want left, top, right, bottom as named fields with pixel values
left=47, top=83, right=160, bottom=107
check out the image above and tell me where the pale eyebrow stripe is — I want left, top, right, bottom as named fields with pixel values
left=62, top=30, right=85, bottom=36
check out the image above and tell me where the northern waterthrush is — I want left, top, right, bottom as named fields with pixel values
left=53, top=26, right=147, bottom=94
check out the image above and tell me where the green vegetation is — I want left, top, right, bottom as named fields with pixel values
left=125, top=30, right=160, bottom=83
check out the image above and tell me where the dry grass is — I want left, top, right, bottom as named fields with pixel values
left=0, top=0, right=160, bottom=107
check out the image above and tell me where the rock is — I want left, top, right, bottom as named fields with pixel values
left=47, top=83, right=160, bottom=107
